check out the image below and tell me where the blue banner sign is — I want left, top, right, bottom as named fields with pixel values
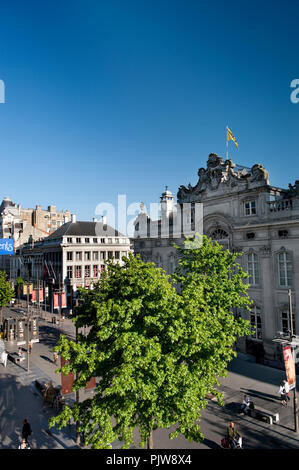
left=0, top=238, right=14, bottom=255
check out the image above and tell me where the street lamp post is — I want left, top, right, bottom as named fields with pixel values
left=288, top=289, right=298, bottom=433
left=272, top=288, right=299, bottom=433
left=26, top=279, right=30, bottom=373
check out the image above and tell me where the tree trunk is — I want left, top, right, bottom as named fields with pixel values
left=147, top=429, right=153, bottom=449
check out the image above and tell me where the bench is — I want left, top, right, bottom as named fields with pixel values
left=8, top=352, right=26, bottom=364
left=248, top=406, right=279, bottom=425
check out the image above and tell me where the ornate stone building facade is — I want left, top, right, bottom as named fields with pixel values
left=133, top=153, right=299, bottom=368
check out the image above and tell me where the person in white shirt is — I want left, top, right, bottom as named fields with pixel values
left=283, top=379, right=291, bottom=402
left=240, top=394, right=250, bottom=415
left=279, top=382, right=287, bottom=406
left=1, top=349, right=8, bottom=367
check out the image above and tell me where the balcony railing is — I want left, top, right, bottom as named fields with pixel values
left=268, top=199, right=293, bottom=213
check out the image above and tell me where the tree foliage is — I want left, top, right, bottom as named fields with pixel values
left=0, top=270, right=14, bottom=307
left=49, top=236, right=252, bottom=448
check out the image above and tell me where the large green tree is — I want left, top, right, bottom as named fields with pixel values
left=0, top=270, right=15, bottom=324
left=49, top=236, right=252, bottom=448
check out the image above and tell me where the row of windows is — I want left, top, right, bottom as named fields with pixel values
left=66, top=251, right=127, bottom=261
left=246, top=252, right=292, bottom=288
left=65, top=237, right=128, bottom=244
left=249, top=306, right=296, bottom=341
left=67, top=264, right=106, bottom=279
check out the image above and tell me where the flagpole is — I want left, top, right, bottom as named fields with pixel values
left=226, top=126, right=228, bottom=159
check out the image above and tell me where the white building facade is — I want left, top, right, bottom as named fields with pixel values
left=133, top=153, right=299, bottom=368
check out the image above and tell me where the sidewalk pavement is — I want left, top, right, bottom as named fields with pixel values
left=2, top=305, right=299, bottom=449
left=0, top=312, right=125, bottom=450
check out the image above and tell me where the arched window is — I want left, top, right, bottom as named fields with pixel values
left=211, top=228, right=229, bottom=240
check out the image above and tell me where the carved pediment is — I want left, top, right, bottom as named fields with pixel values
left=177, top=153, right=269, bottom=203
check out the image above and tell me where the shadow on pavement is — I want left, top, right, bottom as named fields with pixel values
left=202, top=437, right=221, bottom=449
left=240, top=388, right=279, bottom=404
left=40, top=355, right=55, bottom=364
left=0, top=373, right=75, bottom=449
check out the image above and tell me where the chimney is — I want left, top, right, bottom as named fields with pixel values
left=93, top=217, right=97, bottom=222
left=64, top=216, right=69, bottom=224
left=102, top=215, right=107, bottom=225
left=71, top=214, right=77, bottom=223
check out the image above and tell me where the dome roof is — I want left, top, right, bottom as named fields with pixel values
left=0, top=197, right=14, bottom=213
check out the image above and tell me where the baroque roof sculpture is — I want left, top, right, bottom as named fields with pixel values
left=177, top=153, right=269, bottom=203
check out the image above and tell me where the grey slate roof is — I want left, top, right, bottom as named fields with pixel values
left=0, top=197, right=15, bottom=214
left=47, top=221, right=125, bottom=240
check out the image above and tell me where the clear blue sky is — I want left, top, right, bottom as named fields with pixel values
left=0, top=0, right=298, bottom=225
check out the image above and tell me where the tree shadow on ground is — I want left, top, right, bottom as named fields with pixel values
left=0, top=372, right=75, bottom=449
left=240, top=388, right=279, bottom=404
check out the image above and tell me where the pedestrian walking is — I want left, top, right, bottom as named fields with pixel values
left=1, top=349, right=8, bottom=367
left=18, top=438, right=30, bottom=449
left=278, top=382, right=287, bottom=406
left=53, top=351, right=58, bottom=365
left=240, top=395, right=250, bottom=415
left=22, top=419, right=32, bottom=442
left=283, top=379, right=291, bottom=401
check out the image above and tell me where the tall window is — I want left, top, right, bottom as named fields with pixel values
left=75, top=266, right=82, bottom=278
left=75, top=252, right=82, bottom=261
left=84, top=251, right=91, bottom=261
left=93, top=265, right=98, bottom=278
left=93, top=251, right=99, bottom=261
left=67, top=266, right=73, bottom=279
left=250, top=306, right=262, bottom=340
left=278, top=252, right=292, bottom=287
left=67, top=251, right=73, bottom=261
left=100, top=251, right=105, bottom=260
left=281, top=310, right=296, bottom=335
left=169, top=254, right=175, bottom=274
left=244, top=201, right=256, bottom=216
left=85, top=265, right=90, bottom=278
left=247, top=253, right=259, bottom=285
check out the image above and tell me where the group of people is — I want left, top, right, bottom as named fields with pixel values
left=223, top=379, right=290, bottom=449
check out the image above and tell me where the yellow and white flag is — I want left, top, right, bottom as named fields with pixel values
left=226, top=126, right=238, bottom=148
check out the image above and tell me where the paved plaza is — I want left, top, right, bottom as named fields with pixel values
left=1, top=307, right=299, bottom=450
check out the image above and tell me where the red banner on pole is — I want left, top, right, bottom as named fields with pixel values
left=38, top=289, right=44, bottom=302
left=31, top=289, right=37, bottom=303
left=61, top=292, right=67, bottom=308
left=283, top=345, right=296, bottom=388
left=53, top=293, right=59, bottom=309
